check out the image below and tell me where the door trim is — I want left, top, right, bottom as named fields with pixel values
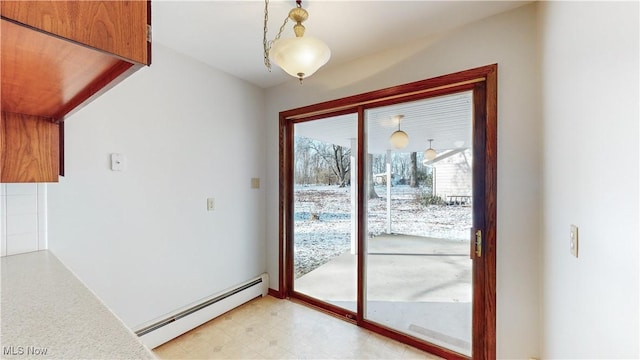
left=278, top=64, right=497, bottom=360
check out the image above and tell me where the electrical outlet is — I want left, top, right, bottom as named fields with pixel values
left=207, top=198, right=215, bottom=211
left=570, top=224, right=578, bottom=258
left=251, top=178, right=260, bottom=189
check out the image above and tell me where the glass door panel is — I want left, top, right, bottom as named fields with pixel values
left=364, top=92, right=474, bottom=356
left=292, top=114, right=358, bottom=312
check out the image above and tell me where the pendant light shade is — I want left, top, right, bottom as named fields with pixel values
left=389, top=115, right=408, bottom=149
left=424, top=147, right=437, bottom=160
left=423, top=139, right=437, bottom=163
left=270, top=36, right=331, bottom=80
left=389, top=130, right=409, bottom=149
left=263, top=0, right=331, bottom=83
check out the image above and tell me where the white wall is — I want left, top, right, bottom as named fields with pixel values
left=47, top=44, right=267, bottom=329
left=0, top=183, right=47, bottom=257
left=539, top=2, right=639, bottom=358
left=265, top=4, right=541, bottom=359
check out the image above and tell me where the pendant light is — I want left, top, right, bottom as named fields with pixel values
left=389, top=115, right=409, bottom=149
left=263, top=0, right=331, bottom=84
left=423, top=139, right=437, bottom=163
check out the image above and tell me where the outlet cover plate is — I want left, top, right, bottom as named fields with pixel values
left=570, top=224, right=578, bottom=258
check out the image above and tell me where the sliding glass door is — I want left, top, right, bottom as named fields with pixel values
left=291, top=114, right=358, bottom=313
left=363, top=93, right=473, bottom=356
left=280, top=65, right=497, bottom=359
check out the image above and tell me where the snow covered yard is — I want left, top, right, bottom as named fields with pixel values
left=294, top=185, right=472, bottom=278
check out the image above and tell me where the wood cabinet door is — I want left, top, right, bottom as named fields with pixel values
left=0, top=0, right=150, bottom=65
left=1, top=112, right=59, bottom=183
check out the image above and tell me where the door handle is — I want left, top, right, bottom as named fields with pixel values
left=471, top=228, right=482, bottom=259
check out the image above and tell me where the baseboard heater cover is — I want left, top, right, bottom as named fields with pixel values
left=134, top=273, right=269, bottom=349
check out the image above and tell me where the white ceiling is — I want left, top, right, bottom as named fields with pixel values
left=152, top=1, right=531, bottom=88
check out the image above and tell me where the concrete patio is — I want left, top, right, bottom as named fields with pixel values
left=294, top=234, right=472, bottom=355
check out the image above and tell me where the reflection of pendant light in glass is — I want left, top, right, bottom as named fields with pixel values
left=389, top=115, right=409, bottom=149
left=423, top=139, right=437, bottom=163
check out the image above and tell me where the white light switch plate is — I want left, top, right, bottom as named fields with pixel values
left=111, top=153, right=125, bottom=171
left=570, top=224, right=579, bottom=258
left=207, top=198, right=215, bottom=211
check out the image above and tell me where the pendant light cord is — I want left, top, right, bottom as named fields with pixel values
left=264, top=0, right=291, bottom=71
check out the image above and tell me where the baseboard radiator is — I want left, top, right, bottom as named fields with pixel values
left=134, top=273, right=269, bottom=349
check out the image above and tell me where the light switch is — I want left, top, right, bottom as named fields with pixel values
left=207, top=198, right=215, bottom=211
left=570, top=224, right=579, bottom=258
left=111, top=153, right=125, bottom=171
left=251, top=178, right=260, bottom=189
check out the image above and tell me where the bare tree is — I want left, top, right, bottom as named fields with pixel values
left=392, top=153, right=410, bottom=183
left=329, top=145, right=351, bottom=187
left=294, top=137, right=312, bottom=184
left=372, top=154, right=385, bottom=175
left=409, top=152, right=418, bottom=187
left=310, top=142, right=351, bottom=187
left=368, top=154, right=379, bottom=199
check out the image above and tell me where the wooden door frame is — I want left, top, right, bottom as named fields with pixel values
left=277, top=64, right=497, bottom=360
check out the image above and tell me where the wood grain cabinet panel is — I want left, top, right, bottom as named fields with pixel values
left=1, top=19, right=130, bottom=119
left=1, top=112, right=59, bottom=183
left=0, top=0, right=150, bottom=182
left=0, top=0, right=149, bottom=65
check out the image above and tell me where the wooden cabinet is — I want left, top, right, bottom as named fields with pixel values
left=1, top=113, right=59, bottom=183
left=1, top=1, right=150, bottom=65
left=0, top=1, right=150, bottom=183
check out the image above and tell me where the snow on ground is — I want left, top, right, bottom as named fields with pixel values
left=294, top=185, right=472, bottom=278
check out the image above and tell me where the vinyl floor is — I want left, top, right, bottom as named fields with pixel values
left=153, top=295, right=442, bottom=359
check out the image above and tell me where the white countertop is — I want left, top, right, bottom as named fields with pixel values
left=1, top=251, right=156, bottom=359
